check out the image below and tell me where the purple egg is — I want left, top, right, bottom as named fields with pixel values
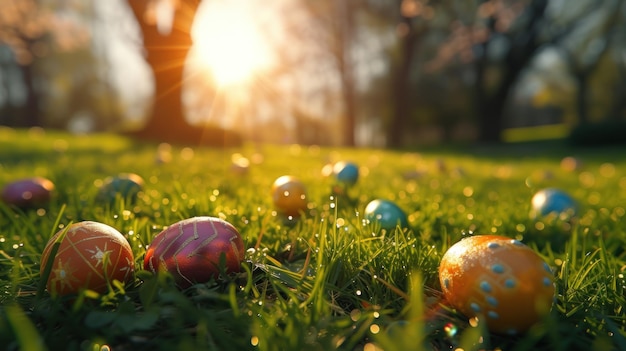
left=1, top=177, right=55, bottom=208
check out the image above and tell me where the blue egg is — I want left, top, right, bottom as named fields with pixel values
left=333, top=161, right=359, bottom=186
left=364, top=199, right=408, bottom=231
left=531, top=188, right=578, bottom=219
left=98, top=173, right=145, bottom=203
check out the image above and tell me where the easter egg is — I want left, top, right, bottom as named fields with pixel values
left=230, top=154, right=250, bottom=175
left=439, top=235, right=555, bottom=335
left=40, top=221, right=135, bottom=296
left=364, top=199, right=408, bottom=231
left=98, top=173, right=144, bottom=203
left=1, top=177, right=54, bottom=209
left=271, top=176, right=308, bottom=217
left=560, top=156, right=582, bottom=172
left=333, top=161, right=359, bottom=186
left=531, top=188, right=577, bottom=219
left=144, top=217, right=245, bottom=288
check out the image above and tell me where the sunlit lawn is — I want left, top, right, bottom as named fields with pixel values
left=0, top=127, right=625, bottom=351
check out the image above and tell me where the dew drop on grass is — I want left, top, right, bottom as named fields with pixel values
left=251, top=336, right=259, bottom=346
left=356, top=290, right=362, bottom=296
left=363, top=343, right=377, bottom=351
left=350, top=309, right=361, bottom=321
left=444, top=322, right=458, bottom=337
left=369, top=324, right=380, bottom=334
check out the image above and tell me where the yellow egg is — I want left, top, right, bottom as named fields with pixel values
left=271, top=175, right=308, bottom=218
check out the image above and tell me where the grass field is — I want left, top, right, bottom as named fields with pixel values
left=0, top=127, right=625, bottom=351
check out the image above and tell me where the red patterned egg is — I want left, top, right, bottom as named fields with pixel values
left=143, top=217, right=245, bottom=288
left=40, top=221, right=135, bottom=296
left=271, top=175, right=308, bottom=217
left=439, top=235, right=555, bottom=335
left=1, top=177, right=55, bottom=208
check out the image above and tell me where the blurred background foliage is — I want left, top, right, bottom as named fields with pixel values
left=0, top=0, right=625, bottom=147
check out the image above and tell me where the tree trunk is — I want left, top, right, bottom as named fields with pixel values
left=575, top=73, right=589, bottom=124
left=17, top=62, right=41, bottom=128
left=126, top=0, right=241, bottom=146
left=128, top=0, right=195, bottom=123
left=335, top=0, right=357, bottom=147
left=387, top=13, right=418, bottom=148
left=474, top=0, right=547, bottom=143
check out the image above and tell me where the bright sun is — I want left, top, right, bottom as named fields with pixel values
left=191, top=1, right=272, bottom=87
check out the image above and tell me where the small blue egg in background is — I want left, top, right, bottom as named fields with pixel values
left=531, top=188, right=578, bottom=219
left=364, top=199, right=408, bottom=231
left=333, top=161, right=359, bottom=186
left=98, top=173, right=145, bottom=203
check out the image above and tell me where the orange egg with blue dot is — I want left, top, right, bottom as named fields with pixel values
left=271, top=175, right=308, bottom=217
left=40, top=221, right=135, bottom=296
left=439, top=235, right=555, bottom=335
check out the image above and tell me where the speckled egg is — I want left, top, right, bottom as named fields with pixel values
left=531, top=188, right=578, bottom=219
left=364, top=199, right=408, bottom=231
left=333, top=161, right=359, bottom=186
left=98, top=173, right=144, bottom=203
left=144, top=217, right=245, bottom=288
left=1, top=177, right=55, bottom=209
left=271, top=175, right=308, bottom=217
left=439, top=235, right=555, bottom=335
left=40, top=221, right=135, bottom=296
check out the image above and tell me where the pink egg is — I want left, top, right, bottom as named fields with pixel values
left=144, top=217, right=245, bottom=288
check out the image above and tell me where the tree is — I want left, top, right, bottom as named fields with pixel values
left=0, top=0, right=87, bottom=128
left=472, top=0, right=548, bottom=143
left=386, top=0, right=432, bottom=147
left=126, top=0, right=241, bottom=146
left=560, top=0, right=624, bottom=124
left=282, top=0, right=360, bottom=146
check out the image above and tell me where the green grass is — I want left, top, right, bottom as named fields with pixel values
left=0, top=126, right=625, bottom=351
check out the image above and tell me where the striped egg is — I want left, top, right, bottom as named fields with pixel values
left=144, top=217, right=245, bottom=288
left=439, top=235, right=555, bottom=335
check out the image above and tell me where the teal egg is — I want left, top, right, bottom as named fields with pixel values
left=333, top=161, right=359, bottom=186
left=531, top=188, right=578, bottom=219
left=364, top=199, right=408, bottom=231
left=98, top=173, right=145, bottom=203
